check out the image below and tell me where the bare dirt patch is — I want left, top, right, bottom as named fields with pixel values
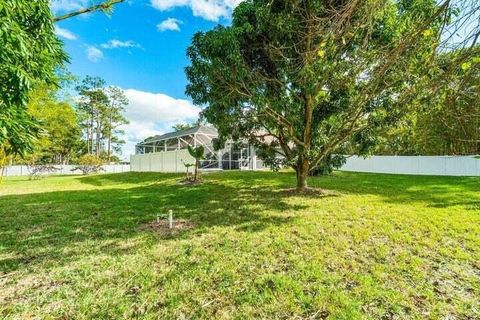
left=279, top=187, right=339, bottom=197
left=139, top=219, right=196, bottom=236
left=178, top=178, right=203, bottom=186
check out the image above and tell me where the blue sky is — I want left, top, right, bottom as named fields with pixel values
left=51, top=0, right=240, bottom=157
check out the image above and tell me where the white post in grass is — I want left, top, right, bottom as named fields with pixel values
left=157, top=213, right=160, bottom=223
left=168, top=210, right=173, bottom=229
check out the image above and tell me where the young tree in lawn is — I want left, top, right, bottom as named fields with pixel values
left=186, top=0, right=480, bottom=191
left=187, top=145, right=204, bottom=182
left=104, top=86, right=129, bottom=162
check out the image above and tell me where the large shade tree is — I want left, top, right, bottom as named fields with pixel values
left=0, top=0, right=67, bottom=157
left=0, top=0, right=125, bottom=185
left=0, top=0, right=125, bottom=158
left=186, top=0, right=480, bottom=190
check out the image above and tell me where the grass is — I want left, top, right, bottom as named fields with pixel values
left=0, top=170, right=479, bottom=319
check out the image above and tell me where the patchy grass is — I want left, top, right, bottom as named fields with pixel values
left=0, top=171, right=479, bottom=319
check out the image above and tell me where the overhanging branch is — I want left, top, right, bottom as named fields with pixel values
left=54, top=0, right=125, bottom=22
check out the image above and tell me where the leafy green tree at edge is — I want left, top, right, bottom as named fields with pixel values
left=186, top=0, right=480, bottom=191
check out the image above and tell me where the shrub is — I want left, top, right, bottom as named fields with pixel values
left=310, top=154, right=346, bottom=176
left=28, top=165, right=60, bottom=180
left=72, top=155, right=104, bottom=175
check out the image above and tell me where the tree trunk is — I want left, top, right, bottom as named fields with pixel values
left=107, top=137, right=111, bottom=162
left=194, top=160, right=199, bottom=181
left=295, top=158, right=310, bottom=191
left=96, top=120, right=101, bottom=157
left=107, top=116, right=112, bottom=162
left=90, top=112, right=94, bottom=154
left=0, top=166, right=5, bottom=187
left=86, top=126, right=90, bottom=154
left=0, top=148, right=6, bottom=187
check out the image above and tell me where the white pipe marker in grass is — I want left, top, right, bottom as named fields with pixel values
left=168, top=210, right=173, bottom=229
left=157, top=213, right=160, bottom=223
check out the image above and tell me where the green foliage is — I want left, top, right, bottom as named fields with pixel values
left=187, top=145, right=205, bottom=160
left=172, top=119, right=206, bottom=132
left=53, top=0, right=125, bottom=22
left=72, top=154, right=104, bottom=175
left=0, top=108, right=41, bottom=156
left=26, top=85, right=82, bottom=164
left=310, top=154, right=346, bottom=176
left=186, top=0, right=454, bottom=189
left=77, top=154, right=104, bottom=166
left=0, top=0, right=67, bottom=156
left=172, top=123, right=195, bottom=132
left=187, top=145, right=205, bottom=182
left=376, top=47, right=480, bottom=155
left=104, top=86, right=129, bottom=161
left=76, top=77, right=128, bottom=160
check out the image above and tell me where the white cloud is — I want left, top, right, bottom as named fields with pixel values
left=86, top=46, right=104, bottom=62
left=151, top=0, right=243, bottom=22
left=157, top=18, right=183, bottom=32
left=120, top=89, right=201, bottom=157
left=54, top=26, right=77, bottom=40
left=101, top=39, right=142, bottom=49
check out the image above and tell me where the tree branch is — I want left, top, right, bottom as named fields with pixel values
left=54, top=0, right=125, bottom=22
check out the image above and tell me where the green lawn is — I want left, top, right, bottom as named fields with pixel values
left=0, top=171, right=479, bottom=319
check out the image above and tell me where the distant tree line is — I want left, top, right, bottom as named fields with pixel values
left=16, top=75, right=129, bottom=165
left=377, top=53, right=479, bottom=156
left=76, top=76, right=129, bottom=161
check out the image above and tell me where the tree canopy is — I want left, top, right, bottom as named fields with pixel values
left=27, top=85, right=81, bottom=164
left=0, top=0, right=67, bottom=156
left=0, top=0, right=126, bottom=161
left=376, top=47, right=480, bottom=156
left=186, top=0, right=480, bottom=190
left=76, top=76, right=129, bottom=161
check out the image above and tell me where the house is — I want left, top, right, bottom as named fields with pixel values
left=131, top=125, right=265, bottom=172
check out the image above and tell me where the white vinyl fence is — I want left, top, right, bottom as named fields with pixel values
left=2, top=164, right=130, bottom=177
left=341, top=155, right=480, bottom=176
left=131, top=152, right=480, bottom=176
left=130, top=149, right=196, bottom=173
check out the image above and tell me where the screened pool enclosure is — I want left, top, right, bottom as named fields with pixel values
left=130, top=126, right=264, bottom=172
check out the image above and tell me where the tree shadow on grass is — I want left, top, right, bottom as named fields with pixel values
left=1, top=170, right=478, bottom=274
left=308, top=171, right=480, bottom=210
left=196, top=170, right=480, bottom=210
left=0, top=173, right=302, bottom=273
